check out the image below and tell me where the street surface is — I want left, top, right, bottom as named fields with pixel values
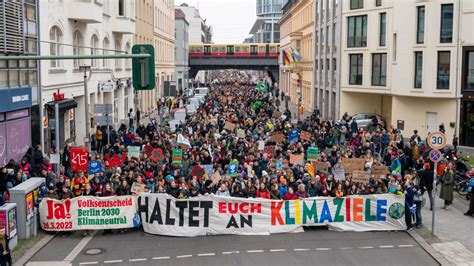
left=26, top=229, right=437, bottom=266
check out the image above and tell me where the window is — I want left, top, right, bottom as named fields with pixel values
left=49, top=26, right=62, bottom=68
left=115, top=39, right=122, bottom=69
left=414, top=52, right=423, bottom=88
left=125, top=42, right=131, bottom=69
left=73, top=30, right=83, bottom=68
left=118, top=0, right=125, bottom=16
left=350, top=0, right=363, bottom=10
left=103, top=38, right=109, bottom=68
left=372, top=53, right=387, bottom=86
left=349, top=54, right=363, bottom=85
left=90, top=35, right=99, bottom=68
left=437, top=51, right=450, bottom=89
left=416, top=6, right=425, bottom=44
left=440, top=4, right=453, bottom=43
left=347, top=15, right=367, bottom=47
left=296, top=40, right=301, bottom=55
left=379, top=13, right=386, bottom=46
left=466, top=51, right=474, bottom=90
left=376, top=0, right=382, bottom=6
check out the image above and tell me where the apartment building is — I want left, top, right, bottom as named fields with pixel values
left=154, top=0, right=175, bottom=98
left=280, top=0, right=315, bottom=111
left=0, top=0, right=39, bottom=165
left=340, top=0, right=466, bottom=143
left=175, top=9, right=190, bottom=92
left=40, top=0, right=135, bottom=148
left=135, top=0, right=155, bottom=114
left=249, top=0, right=285, bottom=44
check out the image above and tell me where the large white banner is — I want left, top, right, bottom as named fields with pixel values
left=138, top=193, right=407, bottom=237
left=39, top=196, right=140, bottom=231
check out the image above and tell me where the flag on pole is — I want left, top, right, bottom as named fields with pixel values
left=289, top=47, right=302, bottom=62
left=282, top=50, right=291, bottom=66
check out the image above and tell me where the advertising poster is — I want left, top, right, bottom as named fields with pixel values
left=8, top=208, right=16, bottom=237
left=26, top=191, right=34, bottom=219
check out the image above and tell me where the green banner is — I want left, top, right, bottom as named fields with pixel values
left=172, top=149, right=183, bottom=164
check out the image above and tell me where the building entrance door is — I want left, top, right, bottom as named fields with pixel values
left=462, top=101, right=474, bottom=147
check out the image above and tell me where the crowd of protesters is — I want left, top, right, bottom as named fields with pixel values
left=1, top=71, right=473, bottom=237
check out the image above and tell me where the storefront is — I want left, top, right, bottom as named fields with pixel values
left=0, top=87, right=32, bottom=166
left=460, top=47, right=474, bottom=147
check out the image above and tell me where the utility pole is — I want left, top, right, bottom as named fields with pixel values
left=79, top=65, right=91, bottom=150
left=55, top=102, right=60, bottom=177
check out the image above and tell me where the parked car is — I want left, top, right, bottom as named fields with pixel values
left=352, top=113, right=385, bottom=129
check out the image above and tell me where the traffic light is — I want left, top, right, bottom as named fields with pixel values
left=132, top=44, right=155, bottom=91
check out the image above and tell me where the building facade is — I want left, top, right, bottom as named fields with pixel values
left=135, top=0, right=155, bottom=114
left=313, top=0, right=340, bottom=120
left=175, top=9, right=189, bottom=92
left=0, top=0, right=39, bottom=166
left=279, top=0, right=314, bottom=111
left=154, top=0, right=175, bottom=98
left=176, top=3, right=212, bottom=84
left=250, top=0, right=285, bottom=43
left=340, top=0, right=464, bottom=144
left=40, top=0, right=135, bottom=149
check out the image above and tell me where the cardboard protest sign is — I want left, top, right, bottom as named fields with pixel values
left=191, top=165, right=205, bottom=179
left=272, top=111, right=282, bottom=118
left=341, top=158, right=365, bottom=173
left=228, top=161, right=239, bottom=176
left=371, top=164, right=390, bottom=176
left=307, top=147, right=319, bottom=161
left=211, top=171, right=222, bottom=185
left=332, top=163, right=346, bottom=181
left=70, top=147, right=89, bottom=172
left=313, top=161, right=329, bottom=173
left=351, top=170, right=371, bottom=184
left=87, top=160, right=103, bottom=175
left=131, top=182, right=147, bottom=194
left=50, top=154, right=60, bottom=164
left=128, top=146, right=140, bottom=159
left=237, top=129, right=245, bottom=138
left=151, top=148, right=164, bottom=162
left=247, top=165, right=254, bottom=177
left=300, top=131, right=312, bottom=141
left=224, top=121, right=236, bottom=132
left=172, top=149, right=183, bottom=164
left=290, top=154, right=305, bottom=166
left=268, top=133, right=285, bottom=143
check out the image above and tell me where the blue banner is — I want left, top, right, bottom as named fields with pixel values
left=88, top=160, right=103, bottom=175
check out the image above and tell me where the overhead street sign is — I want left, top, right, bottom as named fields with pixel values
left=429, top=150, right=443, bottom=163
left=427, top=131, right=447, bottom=150
left=94, top=104, right=112, bottom=114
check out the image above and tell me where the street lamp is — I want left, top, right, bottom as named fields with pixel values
left=79, top=65, right=91, bottom=150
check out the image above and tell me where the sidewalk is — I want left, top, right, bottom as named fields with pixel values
left=414, top=191, right=474, bottom=265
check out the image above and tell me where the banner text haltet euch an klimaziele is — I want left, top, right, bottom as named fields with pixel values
left=39, top=194, right=406, bottom=235
left=138, top=193, right=407, bottom=236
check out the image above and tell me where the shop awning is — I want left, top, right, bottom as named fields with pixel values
left=45, top=99, right=78, bottom=112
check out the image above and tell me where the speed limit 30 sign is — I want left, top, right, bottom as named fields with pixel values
left=427, top=131, right=447, bottom=150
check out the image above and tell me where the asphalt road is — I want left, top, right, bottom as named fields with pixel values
left=27, top=228, right=438, bottom=266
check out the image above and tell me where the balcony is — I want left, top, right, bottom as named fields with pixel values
left=111, top=17, right=134, bottom=34
left=65, top=0, right=102, bottom=24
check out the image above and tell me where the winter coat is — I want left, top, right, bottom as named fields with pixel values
left=440, top=170, right=454, bottom=202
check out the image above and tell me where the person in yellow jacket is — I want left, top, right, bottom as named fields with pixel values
left=71, top=171, right=89, bottom=197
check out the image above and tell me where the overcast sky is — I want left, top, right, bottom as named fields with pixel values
left=176, top=0, right=256, bottom=44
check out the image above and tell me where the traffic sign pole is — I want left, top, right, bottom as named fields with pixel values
left=432, top=162, right=437, bottom=235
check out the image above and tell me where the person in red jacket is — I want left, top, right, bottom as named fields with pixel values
left=283, top=187, right=298, bottom=200
left=256, top=185, right=270, bottom=199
